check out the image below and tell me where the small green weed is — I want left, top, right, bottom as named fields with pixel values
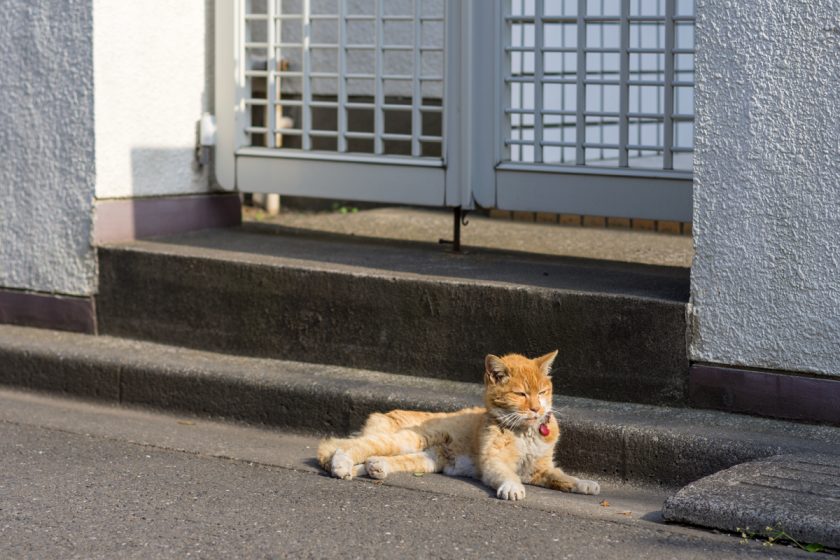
left=737, top=525, right=825, bottom=553
left=330, top=202, right=359, bottom=214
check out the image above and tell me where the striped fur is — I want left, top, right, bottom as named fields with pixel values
left=317, top=351, right=600, bottom=500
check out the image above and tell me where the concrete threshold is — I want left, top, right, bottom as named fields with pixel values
left=96, top=226, right=690, bottom=405
left=2, top=324, right=838, bottom=489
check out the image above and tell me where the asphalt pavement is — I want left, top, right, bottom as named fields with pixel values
left=0, top=389, right=813, bottom=559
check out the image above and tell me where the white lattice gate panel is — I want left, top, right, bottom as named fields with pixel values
left=493, top=0, right=694, bottom=221
left=503, top=0, right=695, bottom=171
left=241, top=0, right=445, bottom=160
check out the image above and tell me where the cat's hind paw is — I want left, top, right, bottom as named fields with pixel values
left=330, top=449, right=355, bottom=480
left=365, top=456, right=390, bottom=480
left=572, top=478, right=600, bottom=495
left=496, top=480, right=526, bottom=501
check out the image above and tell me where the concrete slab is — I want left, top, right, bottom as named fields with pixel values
left=97, top=226, right=689, bottom=405
left=663, top=454, right=840, bottom=550
left=123, top=224, right=692, bottom=302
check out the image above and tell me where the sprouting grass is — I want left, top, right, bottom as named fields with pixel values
left=736, top=525, right=826, bottom=553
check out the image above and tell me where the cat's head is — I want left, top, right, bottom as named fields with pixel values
left=483, top=351, right=557, bottom=429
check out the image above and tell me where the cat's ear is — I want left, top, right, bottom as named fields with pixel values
left=535, top=350, right=559, bottom=377
left=484, top=354, right=510, bottom=385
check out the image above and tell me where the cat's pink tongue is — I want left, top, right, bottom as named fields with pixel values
left=538, top=423, right=550, bottom=436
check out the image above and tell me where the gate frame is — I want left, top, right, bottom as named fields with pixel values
left=215, top=0, right=693, bottom=222
left=216, top=0, right=457, bottom=207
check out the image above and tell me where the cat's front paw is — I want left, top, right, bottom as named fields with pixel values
left=330, top=449, right=355, bottom=480
left=365, top=456, right=390, bottom=480
left=572, top=478, right=600, bottom=495
left=496, top=480, right=526, bottom=501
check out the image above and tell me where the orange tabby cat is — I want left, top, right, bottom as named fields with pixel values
left=317, top=351, right=600, bottom=500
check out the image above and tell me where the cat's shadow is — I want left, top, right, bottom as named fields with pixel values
left=308, top=458, right=660, bottom=519
left=438, top=475, right=497, bottom=498
left=303, top=457, right=323, bottom=471
left=305, top=456, right=496, bottom=498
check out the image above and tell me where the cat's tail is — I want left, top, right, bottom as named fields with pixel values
left=316, top=437, right=342, bottom=470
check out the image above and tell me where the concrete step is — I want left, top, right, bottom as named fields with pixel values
left=96, top=226, right=690, bottom=405
left=2, top=324, right=838, bottom=489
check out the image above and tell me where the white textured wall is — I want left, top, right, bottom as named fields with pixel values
left=0, top=0, right=97, bottom=296
left=93, top=1, right=208, bottom=198
left=690, top=0, right=840, bottom=376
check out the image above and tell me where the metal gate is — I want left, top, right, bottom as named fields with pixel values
left=216, top=0, right=695, bottom=221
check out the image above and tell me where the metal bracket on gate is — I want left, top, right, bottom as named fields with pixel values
left=439, top=207, right=470, bottom=253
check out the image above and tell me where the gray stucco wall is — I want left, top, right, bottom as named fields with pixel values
left=690, top=1, right=840, bottom=376
left=0, top=0, right=96, bottom=296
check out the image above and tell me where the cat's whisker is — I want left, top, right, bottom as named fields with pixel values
left=496, top=411, right=519, bottom=425
left=507, top=414, right=524, bottom=430
left=550, top=408, right=566, bottom=420
left=498, top=413, right=519, bottom=430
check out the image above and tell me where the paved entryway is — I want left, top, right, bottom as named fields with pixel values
left=244, top=207, right=694, bottom=268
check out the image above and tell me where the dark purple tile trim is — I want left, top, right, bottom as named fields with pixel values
left=690, top=363, right=840, bottom=425
left=0, top=290, right=96, bottom=334
left=93, top=193, right=242, bottom=245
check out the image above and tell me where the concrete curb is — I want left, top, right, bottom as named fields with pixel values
left=1, top=324, right=839, bottom=488
left=663, top=453, right=840, bottom=550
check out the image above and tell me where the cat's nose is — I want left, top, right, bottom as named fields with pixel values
left=529, top=405, right=540, bottom=413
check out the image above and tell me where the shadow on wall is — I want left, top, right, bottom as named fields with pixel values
left=92, top=147, right=238, bottom=245
left=130, top=147, right=205, bottom=196
left=128, top=147, right=234, bottom=239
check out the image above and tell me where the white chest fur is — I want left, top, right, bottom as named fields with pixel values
left=514, top=428, right=553, bottom=478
